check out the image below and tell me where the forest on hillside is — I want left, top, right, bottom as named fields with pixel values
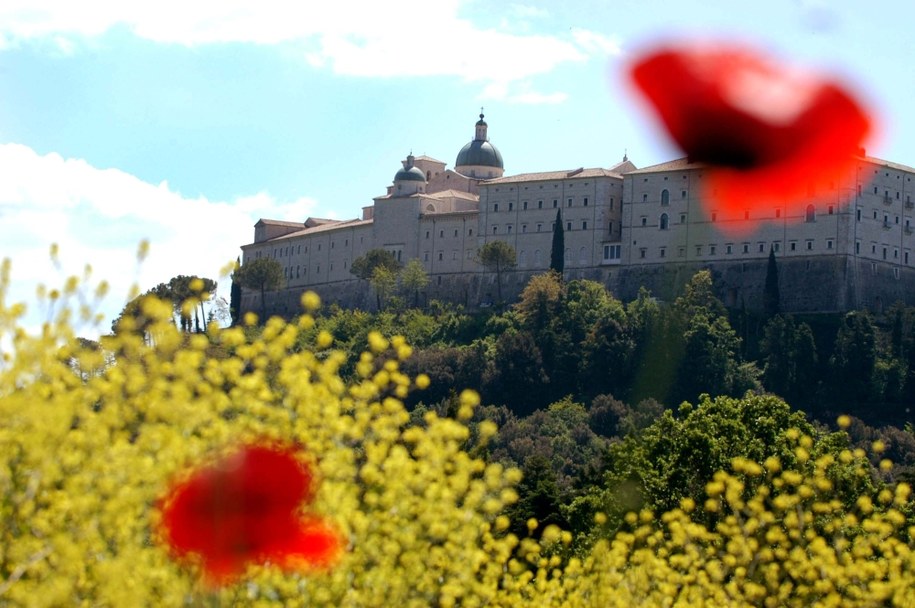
left=218, top=268, right=915, bottom=543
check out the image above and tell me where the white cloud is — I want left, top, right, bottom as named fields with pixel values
left=480, top=81, right=568, bottom=105
left=0, top=143, right=319, bottom=337
left=0, top=1, right=618, bottom=95
left=570, top=28, right=622, bottom=56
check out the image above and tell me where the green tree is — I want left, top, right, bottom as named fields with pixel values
left=229, top=256, right=242, bottom=326
left=760, top=314, right=818, bottom=405
left=478, top=240, right=517, bottom=307
left=399, top=259, right=430, bottom=308
left=675, top=312, right=742, bottom=403
left=483, top=330, right=550, bottom=414
left=350, top=249, right=401, bottom=281
left=235, top=257, right=285, bottom=320
left=370, top=265, right=398, bottom=310
left=567, top=393, right=879, bottom=537
left=550, top=209, right=564, bottom=276
left=763, top=247, right=781, bottom=318
left=167, top=275, right=217, bottom=333
left=675, top=270, right=727, bottom=320
left=829, top=311, right=878, bottom=405
left=514, top=271, right=562, bottom=332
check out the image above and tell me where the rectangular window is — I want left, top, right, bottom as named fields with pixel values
left=743, top=243, right=750, bottom=254
left=855, top=241, right=860, bottom=254
left=659, top=248, right=666, bottom=258
left=681, top=190, right=687, bottom=198
left=426, top=231, right=430, bottom=239
left=678, top=247, right=686, bottom=258
left=494, top=203, right=499, bottom=212
left=582, top=221, right=588, bottom=230
left=773, top=243, right=780, bottom=253
left=553, top=199, right=558, bottom=208
left=424, top=252, right=429, bottom=261
left=680, top=213, right=687, bottom=223
left=775, top=208, right=782, bottom=218
left=828, top=240, right=834, bottom=250
left=583, top=197, right=589, bottom=206
left=468, top=228, right=473, bottom=236
left=493, top=226, right=498, bottom=234
left=696, top=245, right=702, bottom=256
left=523, top=201, right=528, bottom=210
left=567, top=198, right=573, bottom=207
left=522, top=224, right=527, bottom=233
left=454, top=229, right=458, bottom=237
left=711, top=212, right=717, bottom=222
left=726, top=244, right=733, bottom=254
left=566, top=222, right=572, bottom=231
left=507, top=225, right=513, bottom=234
left=906, top=251, right=910, bottom=264
left=640, top=248, right=646, bottom=259
left=790, top=242, right=796, bottom=251
left=509, top=202, right=514, bottom=211
left=537, top=223, right=542, bottom=232
left=641, top=217, right=647, bottom=226
left=857, top=209, right=861, bottom=221
left=759, top=243, right=765, bottom=253
left=538, top=200, right=543, bottom=209
left=642, top=193, right=648, bottom=203
left=828, top=205, right=834, bottom=215
left=440, top=230, right=444, bottom=238
left=808, top=240, right=814, bottom=251
left=710, top=245, right=717, bottom=255
left=608, top=221, right=613, bottom=234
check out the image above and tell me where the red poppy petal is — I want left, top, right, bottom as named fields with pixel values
left=630, top=42, right=872, bottom=233
left=159, top=443, right=340, bottom=585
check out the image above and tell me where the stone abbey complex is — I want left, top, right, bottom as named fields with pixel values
left=239, top=113, right=915, bottom=316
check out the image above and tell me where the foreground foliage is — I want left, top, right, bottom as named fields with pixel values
left=2, top=264, right=914, bottom=606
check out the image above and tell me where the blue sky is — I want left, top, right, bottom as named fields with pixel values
left=1, top=0, right=913, bottom=334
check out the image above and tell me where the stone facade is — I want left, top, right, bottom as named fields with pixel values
left=239, top=115, right=915, bottom=317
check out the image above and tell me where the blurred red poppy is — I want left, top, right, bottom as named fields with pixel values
left=159, top=443, right=341, bottom=585
left=630, top=42, right=872, bottom=231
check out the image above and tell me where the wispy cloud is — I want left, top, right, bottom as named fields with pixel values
left=0, top=1, right=618, bottom=97
left=480, top=81, right=568, bottom=105
left=0, top=143, right=318, bottom=335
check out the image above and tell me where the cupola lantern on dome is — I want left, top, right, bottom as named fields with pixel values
left=455, top=110, right=504, bottom=178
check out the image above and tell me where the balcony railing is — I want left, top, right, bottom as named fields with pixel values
left=883, top=194, right=893, bottom=205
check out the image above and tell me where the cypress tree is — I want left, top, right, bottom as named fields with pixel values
left=550, top=209, right=564, bottom=276
left=229, top=257, right=242, bottom=325
left=764, top=247, right=780, bottom=317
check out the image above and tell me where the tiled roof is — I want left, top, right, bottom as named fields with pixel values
left=626, top=158, right=709, bottom=174
left=862, top=156, right=915, bottom=174
left=265, top=218, right=372, bottom=240
left=484, top=167, right=622, bottom=184
left=414, top=155, right=446, bottom=164
left=255, top=218, right=305, bottom=228
left=425, top=189, right=479, bottom=201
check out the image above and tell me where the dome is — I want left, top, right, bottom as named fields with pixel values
left=455, top=140, right=504, bottom=169
left=394, top=165, right=426, bottom=182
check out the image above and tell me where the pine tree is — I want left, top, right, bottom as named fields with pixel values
left=550, top=209, right=564, bottom=276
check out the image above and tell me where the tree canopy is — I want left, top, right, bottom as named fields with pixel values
left=235, top=257, right=284, bottom=319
